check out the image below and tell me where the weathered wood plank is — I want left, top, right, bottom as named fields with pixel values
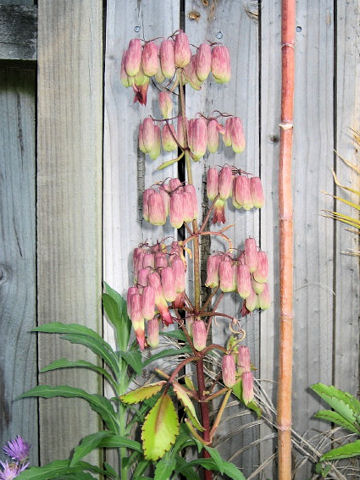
left=103, top=0, right=179, bottom=300
left=37, top=0, right=103, bottom=464
left=0, top=5, right=37, bottom=61
left=185, top=1, right=260, bottom=476
left=334, top=1, right=360, bottom=395
left=0, top=66, right=37, bottom=464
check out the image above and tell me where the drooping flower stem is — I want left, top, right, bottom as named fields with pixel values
left=277, top=1, right=295, bottom=479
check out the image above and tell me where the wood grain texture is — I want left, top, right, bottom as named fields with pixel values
left=0, top=5, right=37, bottom=61
left=37, top=0, right=103, bottom=464
left=333, top=0, right=360, bottom=396
left=0, top=66, right=37, bottom=464
left=103, top=0, right=179, bottom=300
left=185, top=1, right=260, bottom=476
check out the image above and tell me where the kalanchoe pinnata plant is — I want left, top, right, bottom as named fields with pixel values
left=120, top=30, right=269, bottom=479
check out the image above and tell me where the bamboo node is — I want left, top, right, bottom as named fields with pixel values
left=277, top=422, right=292, bottom=431
left=281, top=42, right=295, bottom=49
left=279, top=122, right=293, bottom=130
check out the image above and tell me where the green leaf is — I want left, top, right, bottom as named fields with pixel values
left=184, top=375, right=196, bottom=392
left=154, top=453, right=177, bottom=480
left=40, top=358, right=117, bottom=391
left=204, top=446, right=225, bottom=474
left=156, top=152, right=184, bottom=171
left=142, top=393, right=179, bottom=460
left=33, top=322, right=120, bottom=378
left=311, top=383, right=360, bottom=425
left=160, top=330, right=187, bottom=341
left=178, top=458, right=246, bottom=480
left=20, top=385, right=118, bottom=432
left=132, top=460, right=150, bottom=478
left=314, top=409, right=360, bottom=434
left=320, top=439, right=360, bottom=461
left=70, top=431, right=113, bottom=466
left=175, top=457, right=201, bottom=480
left=232, top=381, right=261, bottom=418
left=103, top=285, right=132, bottom=351
left=120, top=382, right=166, bottom=404
left=103, top=462, right=118, bottom=479
left=172, top=383, right=204, bottom=431
left=315, top=462, right=332, bottom=478
left=16, top=460, right=104, bottom=480
left=99, top=434, right=142, bottom=452
left=120, top=349, right=143, bottom=374
left=56, top=473, right=97, bottom=480
left=143, top=347, right=191, bottom=368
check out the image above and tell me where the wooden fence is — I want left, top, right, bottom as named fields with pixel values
left=0, top=1, right=359, bottom=478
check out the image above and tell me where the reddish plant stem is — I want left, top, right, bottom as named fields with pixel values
left=277, top=1, right=295, bottom=479
left=196, top=357, right=212, bottom=480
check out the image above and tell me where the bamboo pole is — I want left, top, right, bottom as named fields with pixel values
left=277, top=1, right=295, bottom=479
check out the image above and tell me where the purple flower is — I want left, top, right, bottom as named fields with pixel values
left=2, top=436, right=30, bottom=463
left=0, top=461, right=19, bottom=480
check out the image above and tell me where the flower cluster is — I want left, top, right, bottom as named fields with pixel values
left=121, top=31, right=231, bottom=105
left=143, top=178, right=198, bottom=228
left=139, top=115, right=244, bottom=162
left=222, top=345, right=254, bottom=404
left=207, top=166, right=264, bottom=223
left=205, top=238, right=270, bottom=314
left=0, top=436, right=30, bottom=480
left=128, top=241, right=187, bottom=349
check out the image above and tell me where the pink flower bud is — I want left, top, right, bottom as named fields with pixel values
left=213, top=198, right=226, bottom=224
left=142, top=285, right=156, bottom=320
left=172, top=256, right=186, bottom=292
left=170, top=241, right=182, bottom=257
left=177, top=116, right=188, bottom=148
left=155, top=68, right=165, bottom=83
left=237, top=264, right=252, bottom=299
left=184, top=184, right=198, bottom=219
left=129, top=291, right=145, bottom=350
left=258, top=283, right=270, bottom=310
left=205, top=254, right=221, bottom=288
left=127, top=286, right=138, bottom=316
left=253, top=251, right=269, bottom=284
left=160, top=266, right=176, bottom=302
left=233, top=176, right=253, bottom=210
left=120, top=52, right=132, bottom=87
left=211, top=45, right=231, bottom=83
left=142, top=118, right=156, bottom=153
left=207, top=167, right=219, bottom=201
left=147, top=317, right=159, bottom=348
left=138, top=268, right=150, bottom=287
left=173, top=292, right=185, bottom=309
left=183, top=190, right=195, bottom=223
left=141, top=41, right=159, bottom=77
left=159, top=187, right=170, bottom=216
left=244, top=238, right=258, bottom=273
left=219, top=166, right=233, bottom=200
left=125, top=38, right=142, bottom=77
left=183, top=55, right=202, bottom=90
left=188, top=118, right=207, bottom=161
left=252, top=279, right=265, bottom=294
left=219, top=256, right=237, bottom=292
left=142, top=188, right=154, bottom=221
left=133, top=64, right=149, bottom=87
left=159, top=91, right=173, bottom=118
left=192, top=320, right=207, bottom=351
left=238, top=346, right=251, bottom=375
left=174, top=30, right=191, bottom=67
left=149, top=125, right=161, bottom=160
left=242, top=371, right=254, bottom=405
left=222, top=354, right=236, bottom=387
left=170, top=191, right=184, bottom=229
left=133, top=82, right=149, bottom=106
left=133, top=248, right=146, bottom=278
left=155, top=252, right=168, bottom=269
left=148, top=272, right=173, bottom=326
left=196, top=43, right=212, bottom=81
left=250, top=177, right=264, bottom=208
left=148, top=191, right=167, bottom=226
left=160, top=39, right=175, bottom=79
left=223, top=118, right=233, bottom=147
left=142, top=252, right=155, bottom=270
left=162, top=124, right=177, bottom=151
left=245, top=288, right=258, bottom=312
left=169, top=177, right=182, bottom=192
left=138, top=123, right=147, bottom=153
left=207, top=119, right=220, bottom=153
left=230, top=117, right=245, bottom=153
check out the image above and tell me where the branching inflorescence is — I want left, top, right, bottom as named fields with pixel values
left=121, top=30, right=270, bottom=476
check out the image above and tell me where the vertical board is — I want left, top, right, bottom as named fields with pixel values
left=37, top=0, right=103, bottom=463
left=185, top=1, right=260, bottom=476
left=0, top=66, right=37, bottom=464
left=103, top=0, right=179, bottom=299
left=334, top=0, right=360, bottom=395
